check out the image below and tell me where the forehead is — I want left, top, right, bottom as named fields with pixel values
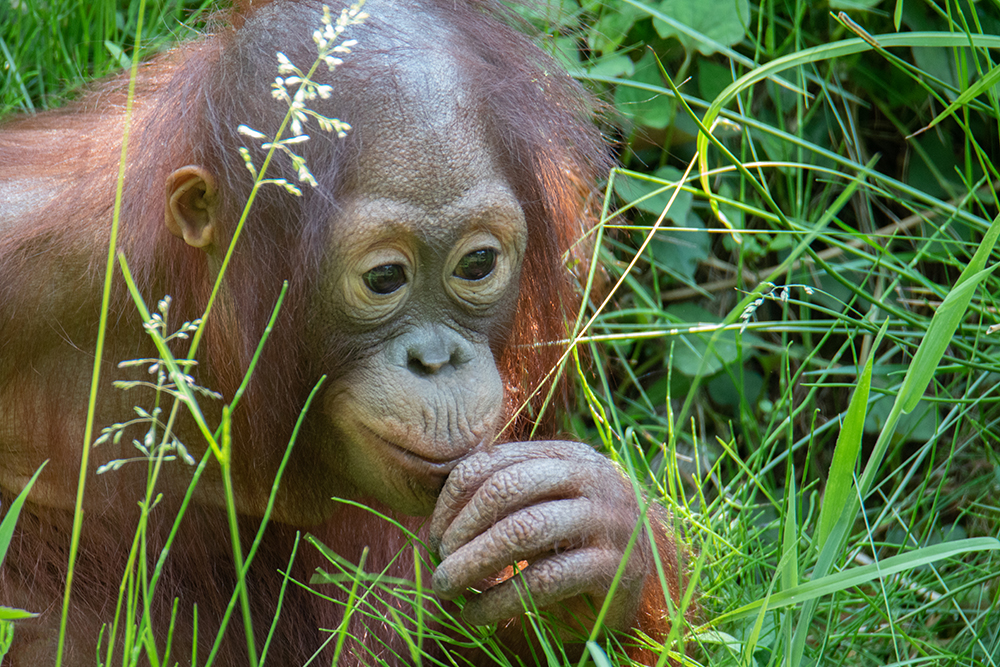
left=330, top=48, right=521, bottom=245
left=347, top=56, right=506, bottom=207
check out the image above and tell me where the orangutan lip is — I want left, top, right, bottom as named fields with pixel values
left=360, top=425, right=462, bottom=477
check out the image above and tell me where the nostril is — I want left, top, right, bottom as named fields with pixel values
left=404, top=330, right=472, bottom=376
left=407, top=355, right=445, bottom=376
left=407, top=344, right=451, bottom=375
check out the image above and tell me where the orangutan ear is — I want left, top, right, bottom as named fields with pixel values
left=165, top=165, right=218, bottom=249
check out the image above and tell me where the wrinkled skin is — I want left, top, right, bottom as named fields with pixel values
left=430, top=441, right=650, bottom=630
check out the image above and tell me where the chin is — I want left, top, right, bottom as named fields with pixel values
left=340, top=438, right=451, bottom=517
left=378, top=483, right=440, bottom=517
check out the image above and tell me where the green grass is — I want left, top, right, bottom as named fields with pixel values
left=4, top=0, right=1000, bottom=665
left=0, top=0, right=215, bottom=113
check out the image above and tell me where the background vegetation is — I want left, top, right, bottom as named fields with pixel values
left=3, top=0, right=1000, bottom=664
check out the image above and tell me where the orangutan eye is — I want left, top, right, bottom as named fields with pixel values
left=364, top=264, right=406, bottom=294
left=454, top=248, right=497, bottom=281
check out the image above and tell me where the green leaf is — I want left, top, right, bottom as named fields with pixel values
left=863, top=392, right=938, bottom=440
left=0, top=464, right=45, bottom=631
left=921, top=62, right=1000, bottom=133
left=781, top=476, right=799, bottom=591
left=0, top=461, right=46, bottom=569
left=587, top=3, right=644, bottom=55
left=584, top=641, right=613, bottom=667
left=613, top=166, right=692, bottom=220
left=584, top=54, right=634, bottom=80
left=103, top=40, right=132, bottom=70
left=664, top=304, right=764, bottom=377
left=830, top=0, right=883, bottom=8
left=549, top=36, right=581, bottom=71
left=613, top=51, right=675, bottom=129
left=897, top=212, right=1000, bottom=414
left=653, top=0, right=750, bottom=55
left=0, top=606, right=37, bottom=621
left=698, top=60, right=734, bottom=102
left=706, top=366, right=763, bottom=408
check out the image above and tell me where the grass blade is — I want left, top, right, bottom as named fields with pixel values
left=717, top=537, right=1000, bottom=623
left=816, top=321, right=888, bottom=546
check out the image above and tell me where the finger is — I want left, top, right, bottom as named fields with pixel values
left=438, top=459, right=590, bottom=558
left=432, top=497, right=593, bottom=599
left=429, top=441, right=606, bottom=546
left=459, top=547, right=622, bottom=626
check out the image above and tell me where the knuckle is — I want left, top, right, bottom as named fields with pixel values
left=451, top=451, right=491, bottom=485
left=483, top=466, right=524, bottom=505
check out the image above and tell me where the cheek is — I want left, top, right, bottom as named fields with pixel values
left=320, top=344, right=506, bottom=515
left=328, top=349, right=505, bottom=455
